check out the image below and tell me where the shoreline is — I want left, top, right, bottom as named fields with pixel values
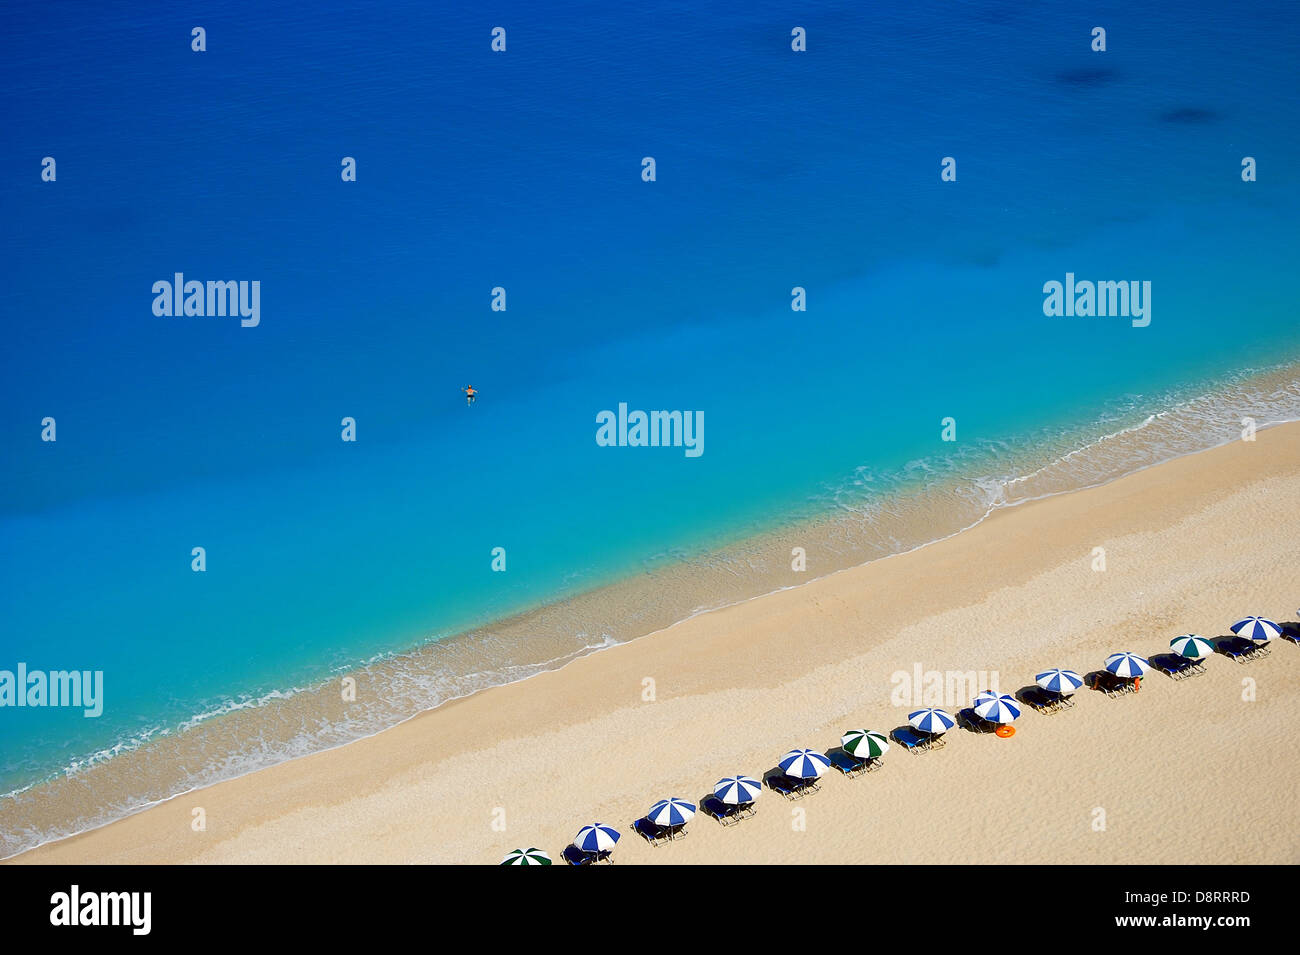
left=4, top=360, right=1299, bottom=860
left=10, top=417, right=1299, bottom=864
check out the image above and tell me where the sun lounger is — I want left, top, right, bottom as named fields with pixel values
left=891, top=727, right=929, bottom=753
left=701, top=795, right=743, bottom=826
left=924, top=731, right=947, bottom=749
left=829, top=749, right=868, bottom=777
left=1021, top=687, right=1058, bottom=713
left=863, top=756, right=883, bottom=773
left=1048, top=689, right=1074, bottom=709
left=1181, top=658, right=1207, bottom=677
left=1219, top=636, right=1266, bottom=662
left=562, top=845, right=597, bottom=866
left=1152, top=654, right=1194, bottom=680
left=766, top=775, right=796, bottom=797
left=1216, top=638, right=1249, bottom=662
left=1092, top=672, right=1132, bottom=697
left=633, top=817, right=672, bottom=846
left=958, top=707, right=996, bottom=733
left=1282, top=624, right=1300, bottom=645
left=768, top=773, right=817, bottom=798
left=1229, top=636, right=1269, bottom=659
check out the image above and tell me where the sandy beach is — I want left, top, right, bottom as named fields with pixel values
left=10, top=422, right=1300, bottom=865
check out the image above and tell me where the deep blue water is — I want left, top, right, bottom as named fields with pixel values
left=2, top=1, right=1299, bottom=796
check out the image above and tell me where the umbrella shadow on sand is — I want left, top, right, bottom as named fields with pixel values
left=698, top=793, right=731, bottom=824
left=630, top=817, right=673, bottom=846
left=762, top=766, right=819, bottom=798
left=1083, top=669, right=1128, bottom=694
left=761, top=767, right=790, bottom=788
left=955, top=708, right=996, bottom=734
left=1146, top=652, right=1183, bottom=671
left=1015, top=684, right=1054, bottom=707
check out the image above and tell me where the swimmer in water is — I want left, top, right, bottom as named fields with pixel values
left=463, top=385, right=477, bottom=406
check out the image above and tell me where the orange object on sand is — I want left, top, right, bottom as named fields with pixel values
left=995, top=725, right=1016, bottom=738
left=1134, top=677, right=1142, bottom=693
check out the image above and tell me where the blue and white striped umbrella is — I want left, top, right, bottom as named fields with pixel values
left=646, top=798, right=696, bottom=827
left=1231, top=617, right=1282, bottom=642
left=714, top=775, right=762, bottom=805
left=778, top=748, right=831, bottom=779
left=1104, top=652, right=1151, bottom=678
left=908, top=708, right=956, bottom=734
left=1170, top=634, right=1215, bottom=658
left=972, top=691, right=1021, bottom=723
left=1035, top=669, right=1084, bottom=694
left=573, top=823, right=620, bottom=853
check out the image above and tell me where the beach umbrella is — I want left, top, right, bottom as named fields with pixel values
left=973, top=691, right=1021, bottom=723
left=778, top=748, right=832, bottom=779
left=841, top=729, right=890, bottom=758
left=573, top=824, right=620, bottom=854
left=500, top=847, right=552, bottom=865
left=646, top=798, right=696, bottom=828
left=1035, top=669, right=1084, bottom=694
left=1104, top=652, right=1151, bottom=678
left=1231, top=617, right=1282, bottom=642
left=714, top=775, right=762, bottom=805
left=908, top=708, right=956, bottom=735
left=1170, top=634, right=1215, bottom=658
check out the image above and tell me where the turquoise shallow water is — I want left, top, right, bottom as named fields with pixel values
left=1, top=1, right=1299, bottom=851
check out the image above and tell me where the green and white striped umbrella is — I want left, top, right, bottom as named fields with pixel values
left=841, top=729, right=890, bottom=758
left=500, top=847, right=552, bottom=865
left=1170, top=634, right=1214, bottom=658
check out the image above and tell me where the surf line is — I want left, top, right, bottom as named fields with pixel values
left=595, top=403, right=704, bottom=457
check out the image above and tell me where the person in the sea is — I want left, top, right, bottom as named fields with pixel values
left=463, top=385, right=477, bottom=406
